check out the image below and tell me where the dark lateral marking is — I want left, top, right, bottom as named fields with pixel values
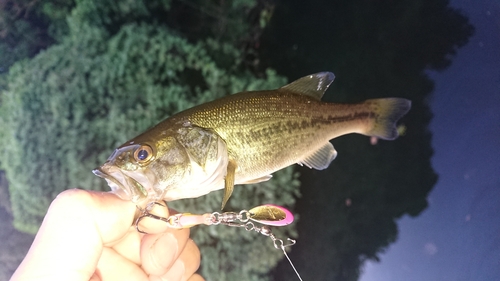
left=326, top=111, right=375, bottom=123
left=248, top=111, right=376, bottom=140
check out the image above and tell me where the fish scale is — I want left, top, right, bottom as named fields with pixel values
left=183, top=91, right=368, bottom=179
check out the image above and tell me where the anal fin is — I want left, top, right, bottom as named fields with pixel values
left=221, top=159, right=237, bottom=210
left=239, top=175, right=272, bottom=184
left=298, top=142, right=338, bottom=170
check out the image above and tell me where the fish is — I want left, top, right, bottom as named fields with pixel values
left=93, top=72, right=411, bottom=209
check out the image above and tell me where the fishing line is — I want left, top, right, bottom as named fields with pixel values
left=280, top=242, right=303, bottom=281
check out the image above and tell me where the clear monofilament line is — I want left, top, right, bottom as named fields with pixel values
left=280, top=245, right=303, bottom=281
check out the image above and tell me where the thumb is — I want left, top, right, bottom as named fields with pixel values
left=11, top=189, right=136, bottom=281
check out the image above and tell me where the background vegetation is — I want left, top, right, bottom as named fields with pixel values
left=0, top=0, right=472, bottom=280
left=260, top=0, right=472, bottom=280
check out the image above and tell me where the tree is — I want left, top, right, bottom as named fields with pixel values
left=258, top=0, right=473, bottom=280
left=0, top=1, right=299, bottom=280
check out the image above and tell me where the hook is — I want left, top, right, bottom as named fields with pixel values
left=134, top=201, right=170, bottom=234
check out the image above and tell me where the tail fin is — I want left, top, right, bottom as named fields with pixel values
left=365, top=98, right=411, bottom=140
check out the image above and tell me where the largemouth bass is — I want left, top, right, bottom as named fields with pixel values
left=93, top=72, right=411, bottom=209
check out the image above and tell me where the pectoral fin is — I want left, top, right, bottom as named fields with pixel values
left=298, top=142, right=338, bottom=170
left=221, top=159, right=237, bottom=210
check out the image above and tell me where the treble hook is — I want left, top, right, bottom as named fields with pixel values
left=134, top=201, right=170, bottom=234
left=134, top=201, right=215, bottom=233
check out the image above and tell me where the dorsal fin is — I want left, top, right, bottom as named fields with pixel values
left=280, top=72, right=335, bottom=100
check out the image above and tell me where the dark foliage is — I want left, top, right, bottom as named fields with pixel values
left=259, top=0, right=473, bottom=280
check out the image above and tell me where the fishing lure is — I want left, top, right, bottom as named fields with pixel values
left=135, top=202, right=303, bottom=281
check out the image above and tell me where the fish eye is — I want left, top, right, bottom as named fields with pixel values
left=133, top=145, right=154, bottom=163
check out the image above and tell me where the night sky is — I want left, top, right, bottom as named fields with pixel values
left=360, top=0, right=500, bottom=280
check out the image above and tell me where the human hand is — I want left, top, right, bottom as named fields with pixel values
left=10, top=189, right=204, bottom=281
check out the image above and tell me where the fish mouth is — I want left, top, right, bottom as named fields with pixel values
left=93, top=165, right=148, bottom=202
